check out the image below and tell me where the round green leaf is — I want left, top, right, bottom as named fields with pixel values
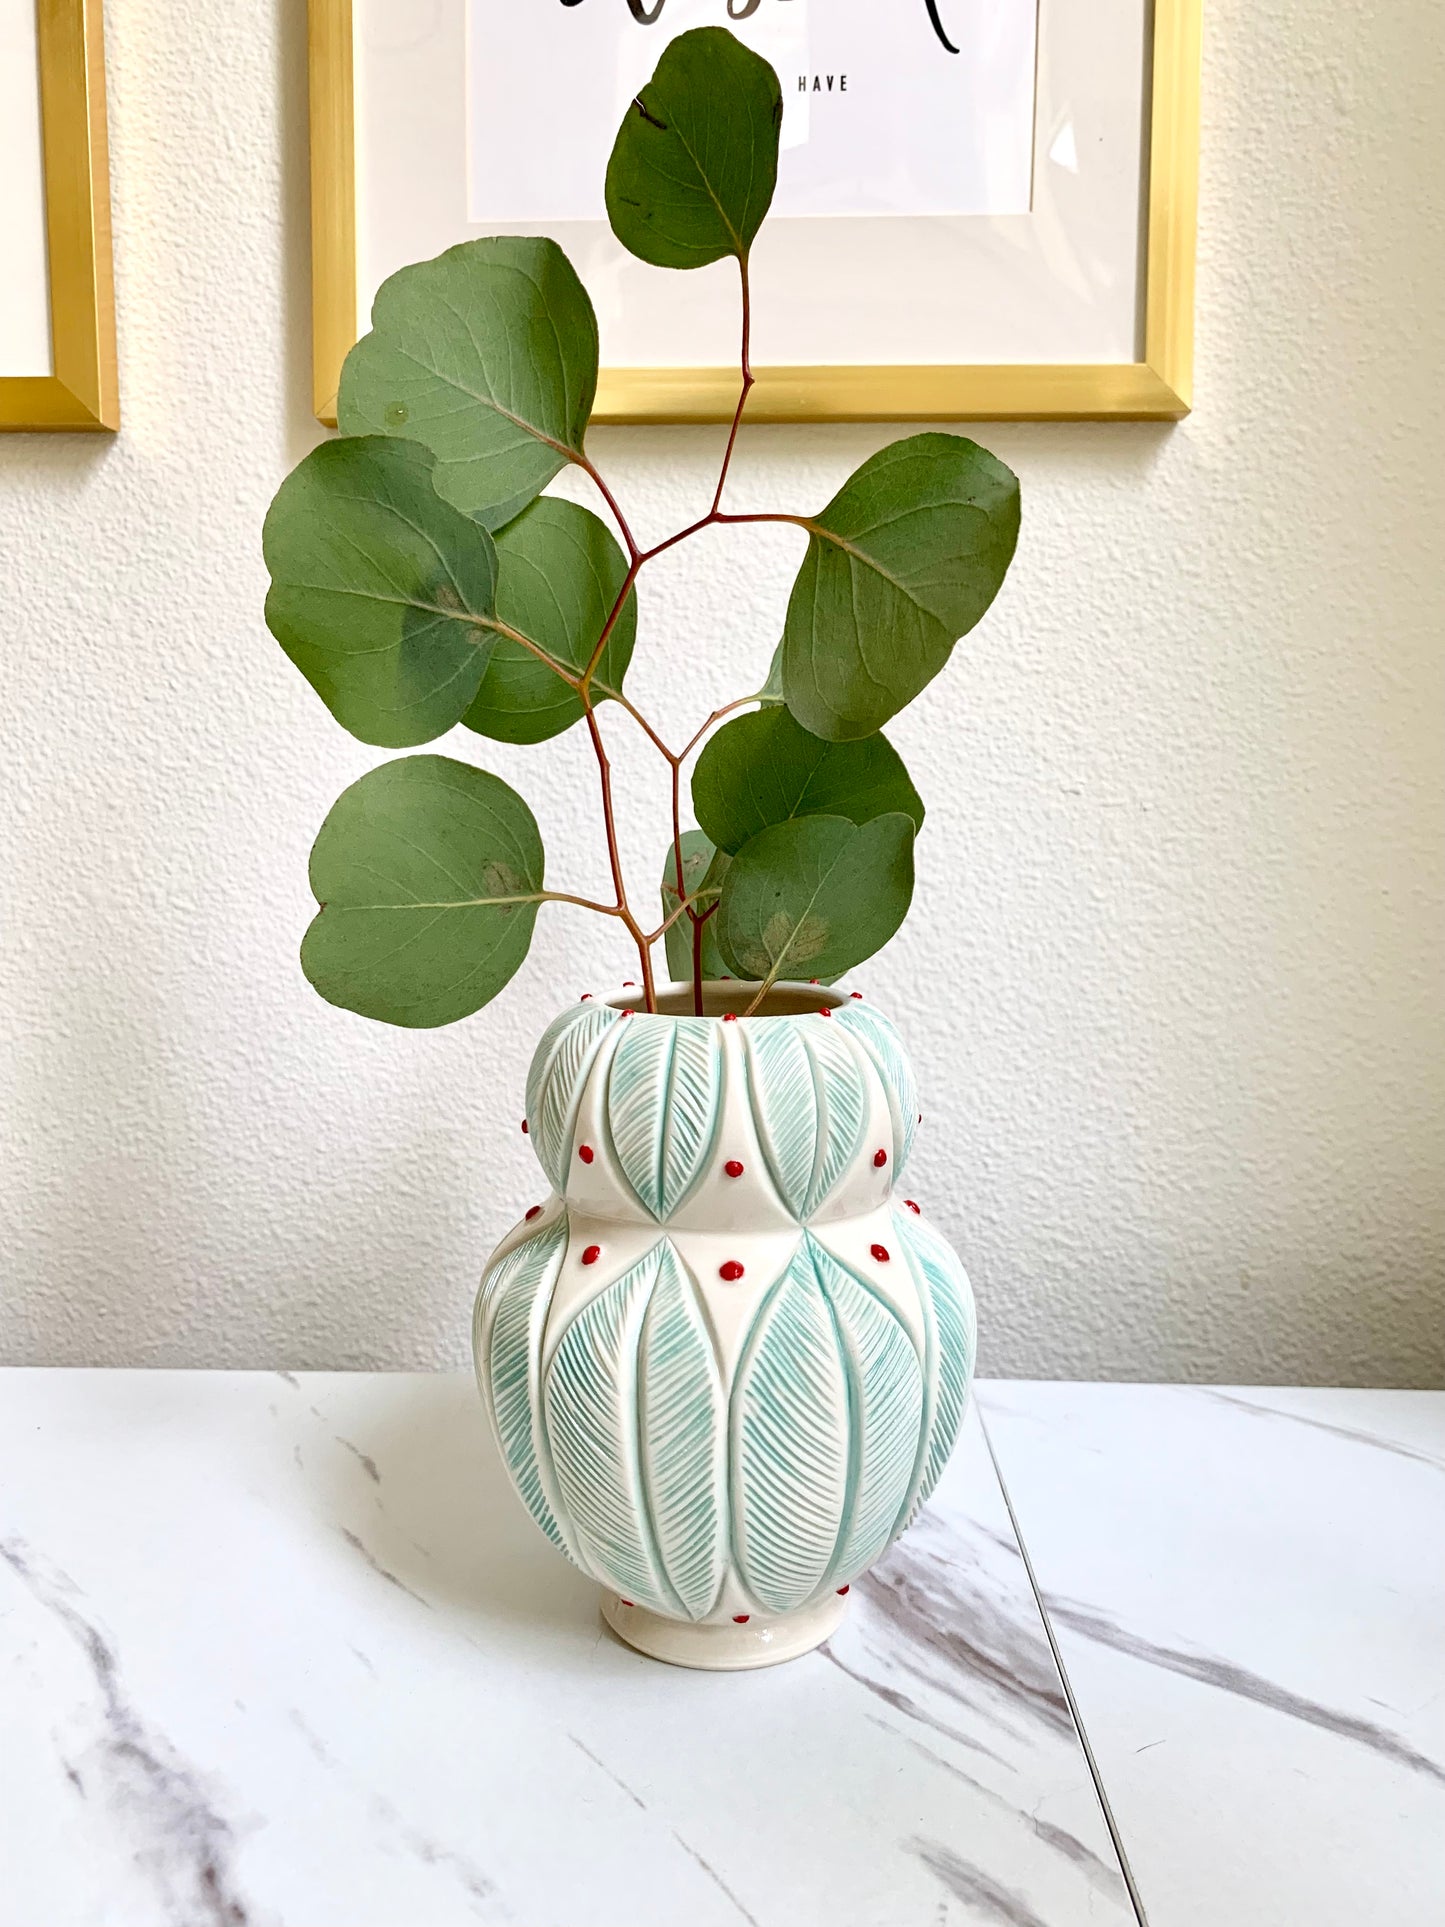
left=263, top=437, right=498, bottom=748
left=756, top=640, right=786, bottom=707
left=463, top=498, right=636, bottom=745
left=302, top=756, right=545, bottom=1028
left=716, top=814, right=916, bottom=987
left=660, top=831, right=731, bottom=983
left=337, top=238, right=598, bottom=530
left=781, top=433, right=1021, bottom=741
left=692, top=707, right=924, bottom=856
left=605, top=27, right=782, bottom=269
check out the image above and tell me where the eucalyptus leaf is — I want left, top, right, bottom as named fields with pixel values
left=605, top=27, right=782, bottom=269
left=263, top=437, right=497, bottom=747
left=302, top=756, right=545, bottom=1028
left=716, top=814, right=916, bottom=987
left=337, top=238, right=598, bottom=530
left=660, top=831, right=731, bottom=983
left=781, top=433, right=1020, bottom=741
left=692, top=708, right=924, bottom=856
left=756, top=641, right=786, bottom=706
left=464, top=498, right=637, bottom=744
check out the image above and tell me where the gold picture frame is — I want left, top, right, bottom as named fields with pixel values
left=309, top=0, right=1199, bottom=428
left=0, top=0, right=117, bottom=431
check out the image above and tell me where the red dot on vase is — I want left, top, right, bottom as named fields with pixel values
left=836, top=1585, right=850, bottom=1596
left=871, top=1244, right=890, bottom=1263
left=620, top=1008, right=634, bottom=1018
left=721, top=974, right=733, bottom=980
left=521, top=1119, right=529, bottom=1134
left=723, top=1012, right=737, bottom=1022
left=620, top=1599, right=634, bottom=1608
left=732, top=1614, right=750, bottom=1624
left=622, top=981, right=636, bottom=988
left=809, top=978, right=821, bottom=985
left=724, top=1160, right=745, bottom=1178
left=818, top=1007, right=832, bottom=1018
left=582, top=1245, right=601, bottom=1266
left=719, top=1260, right=745, bottom=1282
left=581, top=993, right=593, bottom=1001
left=578, top=1144, right=595, bottom=1164
left=905, top=1199, right=921, bottom=1215
left=525, top=1205, right=542, bottom=1221
left=849, top=991, right=863, bottom=1000
left=917, top=1113, right=923, bottom=1124
left=873, top=1149, right=888, bottom=1168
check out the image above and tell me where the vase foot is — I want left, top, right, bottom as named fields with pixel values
left=600, top=1590, right=848, bottom=1671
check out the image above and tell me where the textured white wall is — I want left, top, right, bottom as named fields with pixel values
left=2, top=0, right=1441, bottom=1382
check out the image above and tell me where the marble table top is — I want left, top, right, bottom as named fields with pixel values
left=977, top=1382, right=1445, bottom=1927
left=0, top=1370, right=1130, bottom=1927
left=2, top=1372, right=1439, bottom=1926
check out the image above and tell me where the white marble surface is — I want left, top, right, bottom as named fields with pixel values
left=979, top=1383, right=1445, bottom=1927
left=0, top=1370, right=1132, bottom=1927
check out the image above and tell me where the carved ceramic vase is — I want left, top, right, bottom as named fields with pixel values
left=473, top=982, right=976, bottom=1671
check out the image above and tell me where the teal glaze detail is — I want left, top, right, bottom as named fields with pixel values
left=605, top=1016, right=723, bottom=1221
left=731, top=1241, right=851, bottom=1612
left=891, top=1204, right=976, bottom=1527
left=543, top=1245, right=681, bottom=1615
left=732, top=1236, right=925, bottom=1613
left=812, top=1243, right=926, bottom=1587
left=635, top=1240, right=728, bottom=1617
left=525, top=1000, right=622, bottom=1190
left=833, top=1001, right=920, bottom=1174
left=475, top=1217, right=572, bottom=1557
left=475, top=989, right=975, bottom=1627
left=741, top=1018, right=867, bottom=1218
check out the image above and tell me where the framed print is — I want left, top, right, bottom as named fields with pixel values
left=0, top=0, right=117, bottom=431
left=309, top=0, right=1199, bottom=426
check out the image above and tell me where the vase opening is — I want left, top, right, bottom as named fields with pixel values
left=609, top=981, right=849, bottom=1020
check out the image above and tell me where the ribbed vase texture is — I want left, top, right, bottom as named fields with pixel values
left=473, top=992, right=976, bottom=1625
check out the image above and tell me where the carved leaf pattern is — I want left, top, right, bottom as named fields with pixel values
left=812, top=1242, right=925, bottom=1585
left=891, top=1206, right=976, bottom=1526
left=525, top=1001, right=621, bottom=1190
left=731, top=1242, right=850, bottom=1612
left=606, top=1017, right=722, bottom=1220
left=834, top=1001, right=919, bottom=1173
left=543, top=1245, right=683, bottom=1614
left=743, top=1020, right=867, bottom=1218
left=637, top=1242, right=728, bottom=1619
left=477, top=1218, right=571, bottom=1554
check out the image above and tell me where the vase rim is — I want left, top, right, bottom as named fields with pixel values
left=603, top=980, right=858, bottom=1022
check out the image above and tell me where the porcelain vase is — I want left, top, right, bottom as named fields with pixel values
left=472, top=982, right=976, bottom=1671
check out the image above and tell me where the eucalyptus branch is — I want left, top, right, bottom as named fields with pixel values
left=474, top=616, right=580, bottom=688
left=647, top=886, right=722, bottom=947
left=581, top=696, right=655, bottom=1004
left=709, top=257, right=754, bottom=518
left=541, top=891, right=626, bottom=917
left=740, top=966, right=783, bottom=1019
left=677, top=691, right=768, bottom=764
left=577, top=454, right=641, bottom=565
left=265, top=27, right=1020, bottom=1038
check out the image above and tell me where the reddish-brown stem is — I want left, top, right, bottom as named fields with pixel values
left=563, top=258, right=798, bottom=1013
left=583, top=698, right=655, bottom=1006
left=578, top=454, right=641, bottom=565
left=579, top=555, right=642, bottom=694
left=709, top=258, right=753, bottom=518
left=690, top=907, right=706, bottom=1015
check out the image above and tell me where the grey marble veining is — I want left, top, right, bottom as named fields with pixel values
left=0, top=1370, right=1134, bottom=1927
left=980, top=1382, right=1445, bottom=1927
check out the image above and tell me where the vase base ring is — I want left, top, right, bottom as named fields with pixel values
left=600, top=1589, right=848, bottom=1672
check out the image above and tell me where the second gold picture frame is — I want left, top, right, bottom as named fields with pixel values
left=308, top=0, right=1200, bottom=427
